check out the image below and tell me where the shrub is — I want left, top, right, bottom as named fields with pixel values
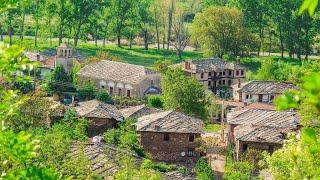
left=147, top=95, right=163, bottom=108
left=195, top=158, right=214, bottom=180
left=224, top=161, right=254, bottom=180
left=95, top=90, right=112, bottom=103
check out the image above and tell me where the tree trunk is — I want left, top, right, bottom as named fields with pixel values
left=95, top=26, right=98, bottom=47
left=8, top=18, right=13, bottom=45
left=268, top=29, right=272, bottom=56
left=278, top=23, right=284, bottom=59
left=103, top=37, right=106, bottom=47
left=167, top=0, right=174, bottom=50
left=117, top=28, right=121, bottom=47
left=154, top=6, right=160, bottom=50
left=0, top=23, right=3, bottom=41
left=144, top=28, right=148, bottom=50
left=20, top=11, right=26, bottom=43
left=35, top=23, right=38, bottom=47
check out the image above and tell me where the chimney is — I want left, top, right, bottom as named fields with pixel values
left=236, top=56, right=240, bottom=64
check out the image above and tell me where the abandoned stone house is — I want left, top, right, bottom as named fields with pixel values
left=136, top=110, right=204, bottom=163
left=72, top=100, right=124, bottom=137
left=181, top=58, right=246, bottom=95
left=77, top=60, right=161, bottom=99
left=120, top=104, right=162, bottom=119
left=227, top=109, right=300, bottom=160
left=233, top=80, right=299, bottom=103
left=25, top=44, right=75, bottom=79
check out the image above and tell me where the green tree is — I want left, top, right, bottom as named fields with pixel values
left=161, top=68, right=208, bottom=119
left=191, top=6, right=255, bottom=57
left=77, top=81, right=97, bottom=101
left=95, top=90, right=112, bottom=103
left=147, top=95, right=163, bottom=108
left=45, top=65, right=75, bottom=95
left=195, top=158, right=214, bottom=180
left=224, top=161, right=254, bottom=180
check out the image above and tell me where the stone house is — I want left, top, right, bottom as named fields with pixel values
left=72, top=100, right=124, bottom=137
left=120, top=104, right=162, bottom=119
left=226, top=109, right=300, bottom=160
left=181, top=57, right=246, bottom=95
left=25, top=44, right=75, bottom=78
left=136, top=110, right=204, bottom=163
left=77, top=60, right=161, bottom=99
left=233, top=80, right=299, bottom=103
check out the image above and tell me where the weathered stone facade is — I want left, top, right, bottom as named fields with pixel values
left=86, top=117, right=118, bottom=137
left=181, top=58, right=246, bottom=95
left=78, top=61, right=161, bottom=99
left=139, top=131, right=201, bottom=163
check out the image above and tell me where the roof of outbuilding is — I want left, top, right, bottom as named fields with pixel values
left=235, top=125, right=292, bottom=144
left=77, top=60, right=158, bottom=85
left=227, top=109, right=299, bottom=128
left=120, top=104, right=162, bottom=119
left=183, top=58, right=245, bottom=73
left=136, top=110, right=204, bottom=134
left=73, top=100, right=123, bottom=121
left=237, top=80, right=299, bottom=94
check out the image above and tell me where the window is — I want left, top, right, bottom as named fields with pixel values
left=241, top=70, right=244, bottom=75
left=208, top=81, right=211, bottom=86
left=219, top=80, right=222, bottom=85
left=200, top=73, right=204, bottom=79
left=222, top=80, right=225, bottom=84
left=187, top=148, right=194, bottom=157
left=229, top=70, right=232, bottom=76
left=246, top=95, right=249, bottom=99
left=101, top=85, right=105, bottom=89
left=189, top=134, right=195, bottom=142
left=208, top=72, right=211, bottom=77
left=236, top=70, right=239, bottom=76
left=270, top=95, right=275, bottom=102
left=118, top=88, right=122, bottom=96
left=127, top=90, right=131, bottom=97
left=223, top=71, right=225, bottom=75
left=219, top=72, right=222, bottom=76
left=163, top=133, right=170, bottom=141
left=228, top=80, right=232, bottom=85
left=268, top=145, right=274, bottom=153
left=109, top=87, right=114, bottom=95
left=242, top=144, right=248, bottom=151
left=151, top=80, right=154, bottom=85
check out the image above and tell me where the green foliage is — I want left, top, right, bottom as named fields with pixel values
left=299, top=0, right=319, bottom=15
left=105, top=119, right=145, bottom=157
left=161, top=68, right=209, bottom=119
left=152, top=60, right=173, bottom=74
left=195, top=158, right=214, bottom=180
left=224, top=161, right=254, bottom=180
left=146, top=162, right=177, bottom=173
left=95, top=90, right=112, bottom=104
left=45, top=65, right=75, bottom=94
left=147, top=95, right=163, bottom=108
left=13, top=76, right=34, bottom=94
left=112, top=95, right=145, bottom=107
left=204, top=124, right=221, bottom=133
left=77, top=81, right=97, bottom=101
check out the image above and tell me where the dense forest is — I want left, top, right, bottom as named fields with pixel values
left=0, top=0, right=319, bottom=60
left=0, top=0, right=320, bottom=179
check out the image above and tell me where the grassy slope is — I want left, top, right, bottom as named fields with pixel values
left=3, top=36, right=307, bottom=71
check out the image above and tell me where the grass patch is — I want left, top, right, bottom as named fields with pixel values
left=204, top=124, right=221, bottom=133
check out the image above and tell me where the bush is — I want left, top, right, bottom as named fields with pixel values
left=195, top=158, right=214, bottom=180
left=224, top=161, right=254, bottom=180
left=77, top=81, right=97, bottom=101
left=147, top=95, right=163, bottom=108
left=95, top=90, right=113, bottom=103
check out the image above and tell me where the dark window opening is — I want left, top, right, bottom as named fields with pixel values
left=236, top=70, right=239, bottom=76
left=219, top=72, right=222, bottom=76
left=246, top=95, right=249, bottom=99
left=109, top=87, right=114, bottom=95
left=200, top=73, right=204, bottom=79
left=164, top=133, right=170, bottom=141
left=223, top=71, right=225, bottom=75
left=268, top=145, right=274, bottom=153
left=151, top=80, right=154, bottom=85
left=189, top=134, right=195, bottom=142
left=222, top=80, right=225, bottom=84
left=241, top=70, right=244, bottom=75
left=242, top=144, right=248, bottom=151
left=219, top=80, right=222, bottom=85
left=127, top=90, right=131, bottom=97
left=270, top=95, right=275, bottom=101
left=208, top=72, right=212, bottom=77
left=229, top=71, right=232, bottom=76
left=228, top=80, right=232, bottom=85
left=101, top=85, right=105, bottom=89
left=187, top=148, right=194, bottom=157
left=118, top=88, right=122, bottom=96
left=208, top=81, right=211, bottom=86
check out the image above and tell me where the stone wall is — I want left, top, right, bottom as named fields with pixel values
left=236, top=140, right=283, bottom=160
left=138, top=131, right=201, bottom=163
left=86, top=117, right=118, bottom=137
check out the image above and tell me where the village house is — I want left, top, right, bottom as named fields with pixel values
left=71, top=100, right=124, bottom=137
left=181, top=57, right=246, bottom=95
left=233, top=80, right=299, bottom=103
left=25, top=44, right=76, bottom=79
left=77, top=60, right=161, bottom=99
left=120, top=104, right=162, bottom=119
left=226, top=109, right=300, bottom=160
left=136, top=110, right=204, bottom=163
